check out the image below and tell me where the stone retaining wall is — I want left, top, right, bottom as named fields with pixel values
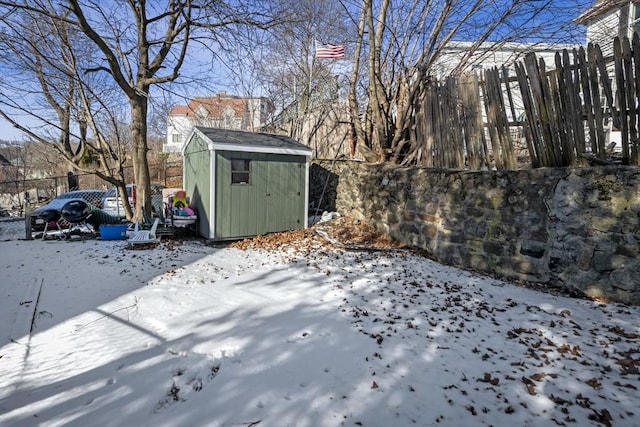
left=311, top=161, right=640, bottom=304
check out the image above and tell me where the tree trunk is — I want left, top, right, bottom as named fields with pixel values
left=348, top=0, right=369, bottom=154
left=367, top=0, right=391, bottom=162
left=130, top=93, right=152, bottom=223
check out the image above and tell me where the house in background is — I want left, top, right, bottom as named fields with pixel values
left=432, top=41, right=576, bottom=79
left=164, top=91, right=274, bottom=153
left=575, top=0, right=640, bottom=57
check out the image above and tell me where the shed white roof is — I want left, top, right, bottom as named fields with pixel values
left=188, top=127, right=312, bottom=156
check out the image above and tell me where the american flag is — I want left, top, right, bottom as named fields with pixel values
left=315, top=42, right=345, bottom=59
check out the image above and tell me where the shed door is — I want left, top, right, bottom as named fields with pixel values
left=261, top=158, right=305, bottom=233
left=215, top=152, right=306, bottom=239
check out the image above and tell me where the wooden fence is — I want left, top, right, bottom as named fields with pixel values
left=415, top=35, right=640, bottom=169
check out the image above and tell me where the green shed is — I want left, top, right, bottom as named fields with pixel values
left=182, top=127, right=313, bottom=240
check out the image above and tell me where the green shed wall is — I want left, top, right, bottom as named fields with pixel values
left=214, top=151, right=306, bottom=240
left=183, top=135, right=212, bottom=238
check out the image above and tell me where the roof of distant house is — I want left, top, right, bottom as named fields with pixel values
left=169, top=91, right=274, bottom=117
left=575, top=0, right=639, bottom=24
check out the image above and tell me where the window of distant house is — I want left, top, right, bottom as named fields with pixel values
left=223, top=106, right=235, bottom=129
left=196, top=105, right=208, bottom=119
left=172, top=134, right=182, bottom=143
left=231, top=159, right=251, bottom=185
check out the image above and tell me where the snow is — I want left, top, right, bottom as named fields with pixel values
left=0, top=234, right=638, bottom=427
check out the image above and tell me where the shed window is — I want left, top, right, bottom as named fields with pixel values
left=231, top=159, right=251, bottom=184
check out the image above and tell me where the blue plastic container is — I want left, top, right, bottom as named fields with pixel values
left=99, top=224, right=128, bottom=240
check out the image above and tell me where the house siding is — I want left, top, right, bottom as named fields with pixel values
left=183, top=134, right=212, bottom=238
left=183, top=127, right=311, bottom=241
left=214, top=151, right=306, bottom=240
left=586, top=7, right=623, bottom=58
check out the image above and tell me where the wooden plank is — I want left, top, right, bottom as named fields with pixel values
left=485, top=68, right=501, bottom=168
left=578, top=46, right=598, bottom=155
left=459, top=72, right=485, bottom=170
left=549, top=68, right=567, bottom=165
left=502, top=66, right=521, bottom=167
left=559, top=49, right=578, bottom=163
left=514, top=61, right=541, bottom=167
left=429, top=85, right=438, bottom=167
left=422, top=83, right=433, bottom=167
left=435, top=83, right=445, bottom=167
left=502, top=65, right=519, bottom=125
left=622, top=36, right=635, bottom=161
left=495, top=67, right=516, bottom=169
left=614, top=37, right=630, bottom=160
left=597, top=40, right=618, bottom=131
left=588, top=43, right=607, bottom=157
left=633, top=33, right=640, bottom=163
left=555, top=50, right=577, bottom=165
left=568, top=48, right=586, bottom=157
left=454, top=76, right=465, bottom=168
left=525, top=53, right=552, bottom=166
left=525, top=54, right=552, bottom=166
left=482, top=68, right=503, bottom=168
left=537, top=57, right=562, bottom=166
left=445, top=76, right=464, bottom=168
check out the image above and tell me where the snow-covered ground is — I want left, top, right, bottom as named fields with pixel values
left=0, top=233, right=638, bottom=427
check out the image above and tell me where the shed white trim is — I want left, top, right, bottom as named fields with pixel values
left=192, top=127, right=312, bottom=157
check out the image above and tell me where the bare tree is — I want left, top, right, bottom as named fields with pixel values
left=0, top=0, right=277, bottom=221
left=348, top=0, right=589, bottom=164
left=225, top=0, right=351, bottom=158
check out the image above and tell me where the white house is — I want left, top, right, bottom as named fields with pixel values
left=575, top=0, right=640, bottom=58
left=433, top=41, right=576, bottom=79
left=164, top=91, right=275, bottom=153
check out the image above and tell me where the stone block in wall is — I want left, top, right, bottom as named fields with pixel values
left=464, top=219, right=486, bottom=237
left=466, top=206, right=485, bottom=218
left=618, top=209, right=640, bottom=229
left=614, top=242, right=639, bottom=257
left=468, top=254, right=490, bottom=271
left=549, top=253, right=576, bottom=273
left=513, top=259, right=536, bottom=274
left=577, top=245, right=594, bottom=271
left=423, top=203, right=440, bottom=215
left=447, top=232, right=466, bottom=244
left=526, top=224, right=549, bottom=243
left=423, top=224, right=438, bottom=238
left=483, top=240, right=506, bottom=256
left=399, top=222, right=421, bottom=237
left=520, top=239, right=547, bottom=259
left=593, top=253, right=628, bottom=272
left=610, top=264, right=640, bottom=292
left=439, top=243, right=465, bottom=265
left=420, top=213, right=440, bottom=224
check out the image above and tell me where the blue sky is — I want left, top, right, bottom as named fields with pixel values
left=0, top=0, right=598, bottom=142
